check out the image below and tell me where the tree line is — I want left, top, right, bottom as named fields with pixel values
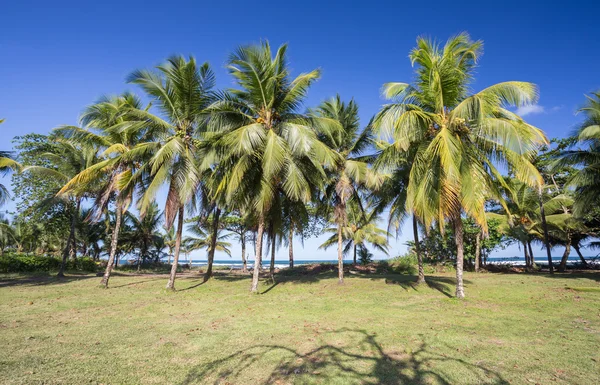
left=1, top=33, right=599, bottom=298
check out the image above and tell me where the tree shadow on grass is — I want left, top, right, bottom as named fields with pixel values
left=179, top=328, right=508, bottom=385
left=0, top=272, right=98, bottom=288
left=382, top=275, right=470, bottom=299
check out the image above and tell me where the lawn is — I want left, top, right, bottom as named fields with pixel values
left=1, top=268, right=599, bottom=385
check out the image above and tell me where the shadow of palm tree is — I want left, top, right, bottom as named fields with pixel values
left=0, top=273, right=98, bottom=288
left=382, top=275, right=469, bottom=298
left=178, top=329, right=508, bottom=385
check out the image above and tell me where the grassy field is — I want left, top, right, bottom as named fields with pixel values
left=1, top=267, right=599, bottom=385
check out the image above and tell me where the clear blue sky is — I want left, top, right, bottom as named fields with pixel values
left=1, top=0, right=599, bottom=261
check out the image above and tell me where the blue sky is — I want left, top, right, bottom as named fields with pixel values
left=1, top=0, right=599, bottom=261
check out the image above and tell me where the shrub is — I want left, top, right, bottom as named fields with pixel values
left=0, top=254, right=98, bottom=273
left=386, top=253, right=418, bottom=275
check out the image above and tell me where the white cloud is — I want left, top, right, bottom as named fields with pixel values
left=516, top=104, right=545, bottom=117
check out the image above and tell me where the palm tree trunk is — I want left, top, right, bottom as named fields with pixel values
left=474, top=230, right=481, bottom=273
left=166, top=206, right=184, bottom=290
left=413, top=215, right=425, bottom=283
left=573, top=244, right=588, bottom=267
left=558, top=236, right=571, bottom=273
left=288, top=224, right=294, bottom=268
left=337, top=222, right=344, bottom=284
left=100, top=201, right=123, bottom=288
left=270, top=231, right=276, bottom=281
left=528, top=240, right=535, bottom=266
left=250, top=216, right=265, bottom=293
left=241, top=235, right=248, bottom=273
left=538, top=188, right=554, bottom=273
left=522, top=240, right=530, bottom=268
left=204, top=207, right=221, bottom=282
left=453, top=217, right=465, bottom=299
left=353, top=243, right=357, bottom=265
left=58, top=198, right=80, bottom=277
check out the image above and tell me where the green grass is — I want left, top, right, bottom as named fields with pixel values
left=1, top=268, right=599, bottom=385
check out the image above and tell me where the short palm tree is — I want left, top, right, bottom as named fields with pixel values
left=320, top=201, right=390, bottom=264
left=207, top=41, right=340, bottom=293
left=374, top=33, right=547, bottom=298
left=123, top=202, right=164, bottom=270
left=183, top=223, right=232, bottom=258
left=128, top=56, right=216, bottom=290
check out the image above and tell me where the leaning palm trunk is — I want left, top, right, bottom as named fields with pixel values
left=453, top=217, right=465, bottom=299
left=573, top=244, right=588, bottom=267
left=58, top=198, right=80, bottom=277
left=538, top=189, right=554, bottom=273
left=522, top=240, right=530, bottom=269
left=337, top=222, right=344, bottom=284
left=166, top=206, right=184, bottom=290
left=527, top=241, right=535, bottom=267
left=100, top=202, right=123, bottom=288
left=204, top=208, right=221, bottom=282
left=413, top=215, right=425, bottom=283
left=250, top=217, right=265, bottom=293
left=558, top=236, right=572, bottom=272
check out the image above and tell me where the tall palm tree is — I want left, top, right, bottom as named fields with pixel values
left=23, top=137, right=99, bottom=276
left=207, top=42, right=340, bottom=293
left=557, top=92, right=600, bottom=216
left=56, top=93, right=151, bottom=287
left=371, top=143, right=428, bottom=282
left=127, top=56, right=216, bottom=290
left=314, top=95, right=383, bottom=283
left=374, top=33, right=547, bottom=298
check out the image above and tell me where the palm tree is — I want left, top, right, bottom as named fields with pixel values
left=127, top=56, right=215, bottom=290
left=372, top=143, right=428, bottom=282
left=320, top=201, right=390, bottom=264
left=373, top=33, right=547, bottom=298
left=557, top=92, right=600, bottom=216
left=183, top=223, right=232, bottom=259
left=0, top=151, right=20, bottom=207
left=313, top=95, right=383, bottom=283
left=207, top=41, right=340, bottom=293
left=221, top=211, right=252, bottom=273
left=123, top=202, right=164, bottom=270
left=162, top=226, right=177, bottom=264
left=56, top=93, right=151, bottom=287
left=23, top=137, right=99, bottom=276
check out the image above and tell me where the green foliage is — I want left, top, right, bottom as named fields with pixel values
left=357, top=246, right=373, bottom=265
left=419, top=218, right=508, bottom=264
left=384, top=253, right=418, bottom=275
left=0, top=254, right=97, bottom=273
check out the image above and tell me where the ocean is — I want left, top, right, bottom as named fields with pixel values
left=151, top=255, right=597, bottom=269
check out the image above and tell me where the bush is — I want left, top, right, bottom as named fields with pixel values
left=386, top=253, right=418, bottom=275
left=0, top=254, right=98, bottom=273
left=379, top=253, right=453, bottom=275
